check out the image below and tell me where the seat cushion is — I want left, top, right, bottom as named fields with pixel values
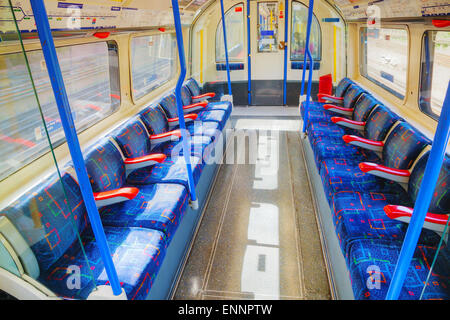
left=159, top=135, right=214, bottom=161
left=319, top=158, right=403, bottom=203
left=301, top=101, right=325, bottom=120
left=197, top=109, right=228, bottom=129
left=348, top=239, right=450, bottom=300
left=186, top=121, right=222, bottom=141
left=306, top=108, right=335, bottom=122
left=308, top=121, right=359, bottom=146
left=331, top=190, right=440, bottom=254
left=39, top=227, right=167, bottom=300
left=126, top=156, right=204, bottom=189
left=206, top=101, right=232, bottom=119
left=312, top=136, right=380, bottom=171
left=99, top=183, right=188, bottom=242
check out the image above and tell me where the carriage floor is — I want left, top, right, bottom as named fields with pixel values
left=173, top=107, right=331, bottom=300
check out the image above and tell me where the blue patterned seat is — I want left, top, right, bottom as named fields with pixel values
left=312, top=136, right=380, bottom=171
left=126, top=156, right=204, bottom=187
left=331, top=190, right=440, bottom=254
left=300, top=77, right=355, bottom=120
left=331, top=152, right=449, bottom=255
left=347, top=239, right=450, bottom=300
left=84, top=138, right=191, bottom=238
left=306, top=86, right=369, bottom=140
left=39, top=226, right=167, bottom=300
left=320, top=157, right=402, bottom=203
left=98, top=183, right=188, bottom=242
left=136, top=106, right=215, bottom=161
left=0, top=172, right=167, bottom=300
left=159, top=93, right=229, bottom=129
left=183, top=80, right=232, bottom=117
left=139, top=102, right=220, bottom=139
left=319, top=122, right=430, bottom=199
left=311, top=105, right=400, bottom=170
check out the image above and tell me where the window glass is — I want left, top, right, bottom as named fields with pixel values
left=360, top=27, right=408, bottom=99
left=257, top=2, right=279, bottom=53
left=216, top=3, right=245, bottom=62
left=131, top=33, right=177, bottom=100
left=0, top=41, right=120, bottom=181
left=290, top=1, right=321, bottom=61
left=420, top=31, right=450, bottom=120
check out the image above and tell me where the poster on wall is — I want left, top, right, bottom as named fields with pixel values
left=334, top=0, right=449, bottom=20
left=0, top=0, right=198, bottom=35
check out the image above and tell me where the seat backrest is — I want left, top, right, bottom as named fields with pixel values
left=0, top=172, right=88, bottom=273
left=382, top=122, right=430, bottom=169
left=186, top=78, right=201, bottom=97
left=409, top=152, right=450, bottom=214
left=319, top=74, right=333, bottom=96
left=110, top=116, right=152, bottom=159
left=159, top=94, right=179, bottom=119
left=343, top=84, right=365, bottom=110
left=335, top=78, right=354, bottom=98
left=181, top=85, right=193, bottom=106
left=352, top=93, right=379, bottom=122
left=139, top=104, right=170, bottom=135
left=364, top=105, right=402, bottom=141
left=84, top=138, right=126, bottom=193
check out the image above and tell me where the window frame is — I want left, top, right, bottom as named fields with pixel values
left=215, top=2, right=245, bottom=63
left=418, top=30, right=450, bottom=121
left=0, top=38, right=121, bottom=182
left=359, top=25, right=410, bottom=100
left=129, top=31, right=178, bottom=104
left=290, top=0, right=322, bottom=62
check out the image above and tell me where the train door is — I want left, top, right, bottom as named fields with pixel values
left=250, top=1, right=286, bottom=106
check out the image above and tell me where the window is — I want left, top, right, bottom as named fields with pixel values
left=290, top=1, right=321, bottom=61
left=360, top=27, right=408, bottom=99
left=420, top=31, right=450, bottom=120
left=131, top=33, right=177, bottom=100
left=0, top=41, right=120, bottom=181
left=216, top=3, right=245, bottom=62
left=257, top=2, right=279, bottom=53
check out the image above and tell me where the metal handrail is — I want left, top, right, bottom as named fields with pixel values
left=29, top=0, right=122, bottom=296
left=220, top=0, right=232, bottom=96
left=300, top=0, right=315, bottom=133
left=171, top=0, right=198, bottom=208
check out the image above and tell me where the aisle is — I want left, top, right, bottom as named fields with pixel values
left=173, top=115, right=331, bottom=300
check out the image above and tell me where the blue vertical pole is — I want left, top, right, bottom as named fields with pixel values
left=171, top=0, right=198, bottom=206
left=283, top=0, right=289, bottom=105
left=29, top=0, right=122, bottom=296
left=386, top=81, right=450, bottom=300
left=301, top=0, right=314, bottom=132
left=247, top=0, right=252, bottom=105
left=302, top=50, right=314, bottom=132
left=220, top=0, right=232, bottom=96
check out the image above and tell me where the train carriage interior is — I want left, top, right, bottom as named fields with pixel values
left=0, top=0, right=449, bottom=302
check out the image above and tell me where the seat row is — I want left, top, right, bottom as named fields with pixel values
left=0, top=78, right=231, bottom=300
left=302, top=78, right=450, bottom=300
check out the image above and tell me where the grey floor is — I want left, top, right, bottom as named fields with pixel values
left=173, top=107, right=331, bottom=300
